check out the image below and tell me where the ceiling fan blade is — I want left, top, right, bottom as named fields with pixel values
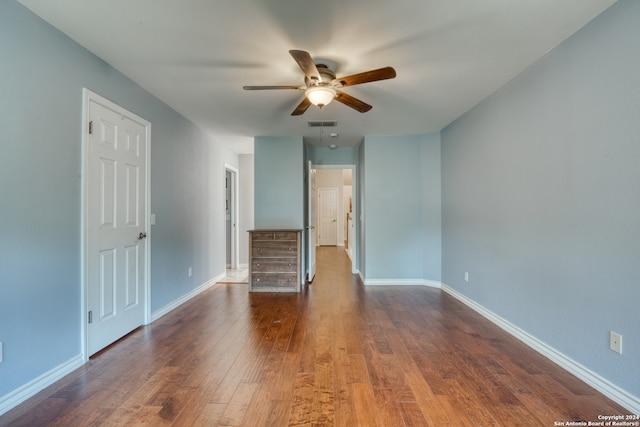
left=334, top=66, right=396, bottom=87
left=243, top=85, right=301, bottom=90
left=289, top=50, right=321, bottom=82
left=291, top=97, right=312, bottom=116
left=334, top=90, right=372, bottom=113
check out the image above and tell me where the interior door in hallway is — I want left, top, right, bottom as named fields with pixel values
left=318, top=188, right=338, bottom=246
left=225, top=169, right=232, bottom=268
left=307, top=161, right=316, bottom=281
left=224, top=164, right=239, bottom=270
left=85, top=91, right=150, bottom=357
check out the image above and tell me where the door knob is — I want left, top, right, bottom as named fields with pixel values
left=138, top=232, right=147, bottom=240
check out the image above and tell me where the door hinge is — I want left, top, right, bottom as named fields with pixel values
left=88, top=310, right=93, bottom=324
left=88, top=120, right=93, bottom=135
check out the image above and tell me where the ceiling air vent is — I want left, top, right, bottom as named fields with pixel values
left=308, top=120, right=338, bottom=128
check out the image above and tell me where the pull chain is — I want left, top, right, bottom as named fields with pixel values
left=319, top=106, right=325, bottom=144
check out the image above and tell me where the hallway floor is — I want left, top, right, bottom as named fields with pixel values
left=219, top=268, right=248, bottom=284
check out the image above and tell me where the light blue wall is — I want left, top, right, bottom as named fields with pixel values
left=151, top=116, right=238, bottom=311
left=0, top=0, right=236, bottom=399
left=254, top=136, right=304, bottom=229
left=442, top=0, right=639, bottom=398
left=306, top=146, right=358, bottom=166
left=420, top=134, right=442, bottom=282
left=362, top=134, right=442, bottom=281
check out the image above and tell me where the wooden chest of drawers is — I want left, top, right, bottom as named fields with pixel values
left=248, top=229, right=302, bottom=292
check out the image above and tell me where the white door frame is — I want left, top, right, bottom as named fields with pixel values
left=311, top=164, right=358, bottom=274
left=81, top=88, right=151, bottom=361
left=307, top=161, right=317, bottom=282
left=224, top=163, right=239, bottom=270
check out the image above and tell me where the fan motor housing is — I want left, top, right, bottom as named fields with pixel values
left=306, top=64, right=336, bottom=86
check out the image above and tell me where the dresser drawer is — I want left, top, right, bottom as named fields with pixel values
left=252, top=241, right=296, bottom=257
left=274, top=231, right=298, bottom=241
left=252, top=258, right=297, bottom=272
left=251, top=273, right=297, bottom=287
left=251, top=231, right=274, bottom=241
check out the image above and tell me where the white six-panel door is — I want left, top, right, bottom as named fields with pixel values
left=318, top=188, right=338, bottom=246
left=85, top=91, right=149, bottom=357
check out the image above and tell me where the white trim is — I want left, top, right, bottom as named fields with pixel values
left=422, top=280, right=443, bottom=288
left=0, top=355, right=84, bottom=416
left=224, top=164, right=240, bottom=270
left=364, top=278, right=442, bottom=288
left=150, top=272, right=225, bottom=322
left=441, top=284, right=640, bottom=415
left=345, top=245, right=352, bottom=261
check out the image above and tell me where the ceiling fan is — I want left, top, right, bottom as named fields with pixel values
left=243, top=50, right=396, bottom=116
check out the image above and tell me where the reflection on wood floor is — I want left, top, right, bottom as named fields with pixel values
left=0, top=247, right=628, bottom=426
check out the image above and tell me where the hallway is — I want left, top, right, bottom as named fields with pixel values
left=0, top=247, right=627, bottom=425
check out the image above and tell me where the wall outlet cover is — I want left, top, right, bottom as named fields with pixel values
left=609, top=331, right=622, bottom=354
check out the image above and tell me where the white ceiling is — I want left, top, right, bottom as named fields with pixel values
left=18, top=0, right=616, bottom=154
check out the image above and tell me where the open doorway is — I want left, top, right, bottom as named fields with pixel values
left=308, top=165, right=357, bottom=274
left=224, top=164, right=239, bottom=270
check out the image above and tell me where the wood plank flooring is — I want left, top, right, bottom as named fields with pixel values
left=0, top=247, right=630, bottom=426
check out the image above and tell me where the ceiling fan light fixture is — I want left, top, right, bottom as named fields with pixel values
left=305, top=86, right=336, bottom=108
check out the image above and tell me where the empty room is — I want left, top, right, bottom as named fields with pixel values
left=1, top=0, right=638, bottom=425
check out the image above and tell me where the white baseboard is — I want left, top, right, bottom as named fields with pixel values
left=0, top=354, right=84, bottom=416
left=441, top=284, right=640, bottom=415
left=363, top=278, right=442, bottom=288
left=151, top=272, right=225, bottom=323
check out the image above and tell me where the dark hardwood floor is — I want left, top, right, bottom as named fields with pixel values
left=0, top=247, right=629, bottom=426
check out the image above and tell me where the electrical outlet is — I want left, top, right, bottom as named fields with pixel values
left=610, top=331, right=622, bottom=354
left=188, top=267, right=193, bottom=278
left=464, top=272, right=469, bottom=282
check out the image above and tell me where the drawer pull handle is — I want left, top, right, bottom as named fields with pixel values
left=288, top=248, right=292, bottom=251
left=256, top=263, right=260, bottom=267
left=257, top=248, right=261, bottom=252
left=256, top=278, right=260, bottom=282
left=288, top=263, right=292, bottom=266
